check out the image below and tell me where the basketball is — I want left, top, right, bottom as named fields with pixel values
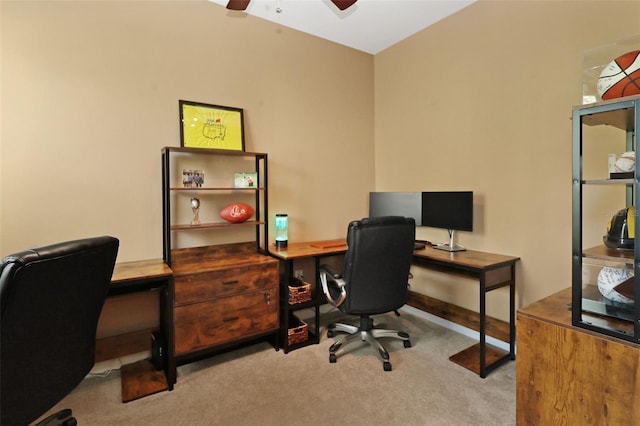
left=597, top=50, right=640, bottom=101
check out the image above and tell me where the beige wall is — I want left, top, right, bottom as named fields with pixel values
left=0, top=0, right=374, bottom=262
left=2, top=0, right=639, bottom=331
left=375, top=0, right=640, bottom=317
left=1, top=0, right=373, bottom=337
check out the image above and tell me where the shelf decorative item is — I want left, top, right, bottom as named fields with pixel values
left=182, top=169, right=204, bottom=187
left=220, top=202, right=254, bottom=223
left=582, top=34, right=640, bottom=104
left=275, top=213, right=288, bottom=249
left=597, top=266, right=634, bottom=304
left=179, top=100, right=245, bottom=151
left=597, top=50, right=640, bottom=101
left=190, top=198, right=201, bottom=225
left=234, top=172, right=257, bottom=188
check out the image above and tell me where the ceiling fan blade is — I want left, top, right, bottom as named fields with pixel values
left=330, top=0, right=357, bottom=11
left=227, top=0, right=251, bottom=10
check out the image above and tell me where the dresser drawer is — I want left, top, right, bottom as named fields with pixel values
left=174, top=262, right=278, bottom=306
left=174, top=288, right=279, bottom=356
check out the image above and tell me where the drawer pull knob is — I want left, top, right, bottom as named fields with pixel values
left=222, top=280, right=239, bottom=286
left=265, top=292, right=271, bottom=305
left=223, top=316, right=239, bottom=322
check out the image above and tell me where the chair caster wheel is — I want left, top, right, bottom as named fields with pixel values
left=383, top=362, right=392, bottom=371
left=327, top=330, right=335, bottom=338
left=329, top=354, right=337, bottom=363
left=404, top=340, right=412, bottom=348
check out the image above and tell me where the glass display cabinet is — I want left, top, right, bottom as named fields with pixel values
left=572, top=94, right=640, bottom=343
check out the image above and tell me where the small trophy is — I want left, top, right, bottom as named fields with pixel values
left=191, top=197, right=201, bottom=225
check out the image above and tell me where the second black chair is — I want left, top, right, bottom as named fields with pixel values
left=0, top=236, right=119, bottom=425
left=320, top=216, right=415, bottom=371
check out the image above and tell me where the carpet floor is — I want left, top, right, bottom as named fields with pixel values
left=37, top=307, right=516, bottom=425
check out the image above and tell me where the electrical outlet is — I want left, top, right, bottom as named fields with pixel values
left=294, top=269, right=304, bottom=279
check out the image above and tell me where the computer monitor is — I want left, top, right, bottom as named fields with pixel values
left=368, top=192, right=422, bottom=226
left=369, top=191, right=473, bottom=252
left=421, top=191, right=473, bottom=252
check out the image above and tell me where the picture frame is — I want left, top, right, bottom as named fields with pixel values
left=234, top=172, right=257, bottom=188
left=182, top=169, right=205, bottom=188
left=179, top=100, right=245, bottom=151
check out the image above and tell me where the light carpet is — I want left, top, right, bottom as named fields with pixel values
left=37, top=307, right=516, bottom=425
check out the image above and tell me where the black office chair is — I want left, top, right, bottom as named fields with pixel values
left=0, top=236, right=119, bottom=426
left=320, top=216, right=415, bottom=371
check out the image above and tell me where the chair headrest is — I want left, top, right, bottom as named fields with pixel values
left=0, top=236, right=119, bottom=314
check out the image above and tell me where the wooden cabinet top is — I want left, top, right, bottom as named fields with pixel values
left=518, top=288, right=573, bottom=327
left=518, top=287, right=640, bottom=349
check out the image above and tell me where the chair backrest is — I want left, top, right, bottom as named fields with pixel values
left=0, top=236, right=119, bottom=425
left=340, top=216, right=415, bottom=315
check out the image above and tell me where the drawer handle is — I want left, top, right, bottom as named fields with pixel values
left=264, top=292, right=271, bottom=305
left=222, top=280, right=239, bottom=286
left=223, top=316, right=239, bottom=323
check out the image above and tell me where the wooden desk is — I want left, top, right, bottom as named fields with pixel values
left=269, top=240, right=348, bottom=353
left=271, top=241, right=519, bottom=377
left=412, top=247, right=519, bottom=378
left=107, top=259, right=176, bottom=402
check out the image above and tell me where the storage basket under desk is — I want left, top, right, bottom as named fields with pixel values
left=288, top=277, right=312, bottom=305
left=287, top=313, right=308, bottom=346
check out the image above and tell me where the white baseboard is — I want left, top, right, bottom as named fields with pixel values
left=401, top=305, right=513, bottom=353
left=89, top=350, right=151, bottom=376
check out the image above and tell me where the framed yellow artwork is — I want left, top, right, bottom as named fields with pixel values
left=179, top=100, right=245, bottom=151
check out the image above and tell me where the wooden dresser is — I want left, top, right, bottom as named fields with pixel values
left=516, top=288, right=640, bottom=425
left=170, top=242, right=279, bottom=361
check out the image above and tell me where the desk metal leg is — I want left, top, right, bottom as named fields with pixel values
left=282, top=260, right=293, bottom=353
left=509, top=264, right=516, bottom=360
left=161, top=281, right=176, bottom=389
left=449, top=266, right=515, bottom=378
left=479, top=273, right=487, bottom=378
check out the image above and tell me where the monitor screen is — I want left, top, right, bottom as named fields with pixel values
left=421, top=191, right=473, bottom=232
left=369, top=192, right=422, bottom=226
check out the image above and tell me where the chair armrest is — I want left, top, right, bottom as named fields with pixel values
left=319, top=264, right=346, bottom=308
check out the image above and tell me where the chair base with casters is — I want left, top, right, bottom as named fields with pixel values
left=326, top=314, right=411, bottom=371
left=36, top=409, right=77, bottom=426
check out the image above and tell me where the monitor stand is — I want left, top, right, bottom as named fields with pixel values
left=434, top=229, right=466, bottom=252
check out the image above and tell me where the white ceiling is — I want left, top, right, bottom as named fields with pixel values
left=207, top=0, right=476, bottom=55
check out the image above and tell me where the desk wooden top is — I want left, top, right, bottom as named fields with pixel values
left=269, top=240, right=520, bottom=269
left=413, top=246, right=519, bottom=270
left=111, top=258, right=173, bottom=284
left=269, top=239, right=348, bottom=260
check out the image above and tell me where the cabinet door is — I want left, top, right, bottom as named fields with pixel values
left=174, top=288, right=278, bottom=356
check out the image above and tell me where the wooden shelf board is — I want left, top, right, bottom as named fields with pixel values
left=171, top=220, right=265, bottom=231
left=448, top=342, right=509, bottom=375
left=169, top=187, right=264, bottom=191
left=121, top=359, right=169, bottom=403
